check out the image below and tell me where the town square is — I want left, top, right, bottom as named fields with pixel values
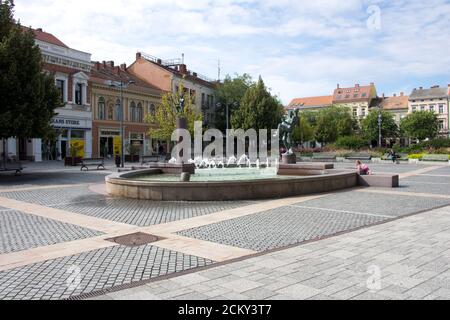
left=1, top=0, right=450, bottom=306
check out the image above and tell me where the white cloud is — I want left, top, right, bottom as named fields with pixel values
left=13, top=0, right=450, bottom=104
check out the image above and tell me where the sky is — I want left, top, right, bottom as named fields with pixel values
left=13, top=0, right=450, bottom=104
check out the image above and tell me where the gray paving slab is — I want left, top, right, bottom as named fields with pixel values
left=296, top=191, right=450, bottom=216
left=178, top=206, right=388, bottom=252
left=0, top=244, right=214, bottom=300
left=0, top=210, right=102, bottom=254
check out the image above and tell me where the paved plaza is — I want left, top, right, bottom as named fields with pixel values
left=0, top=161, right=449, bottom=300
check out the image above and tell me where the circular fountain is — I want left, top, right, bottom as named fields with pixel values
left=105, top=157, right=358, bottom=201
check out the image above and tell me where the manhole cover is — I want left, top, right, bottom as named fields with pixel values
left=106, top=232, right=162, bottom=247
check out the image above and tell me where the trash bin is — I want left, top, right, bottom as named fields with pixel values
left=115, top=155, right=121, bottom=168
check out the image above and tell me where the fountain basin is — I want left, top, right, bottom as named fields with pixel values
left=105, top=168, right=358, bottom=201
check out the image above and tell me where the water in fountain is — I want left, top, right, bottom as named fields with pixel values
left=227, top=156, right=237, bottom=167
left=237, top=154, right=250, bottom=167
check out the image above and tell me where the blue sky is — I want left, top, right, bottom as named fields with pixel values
left=15, top=0, right=450, bottom=104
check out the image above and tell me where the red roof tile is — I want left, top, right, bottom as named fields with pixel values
left=287, top=96, right=333, bottom=109
left=23, top=26, right=68, bottom=48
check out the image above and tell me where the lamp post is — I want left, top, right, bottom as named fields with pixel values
left=107, top=80, right=135, bottom=168
left=378, top=107, right=382, bottom=148
left=216, top=101, right=238, bottom=132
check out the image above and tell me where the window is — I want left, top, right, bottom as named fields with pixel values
left=75, top=83, right=83, bottom=105
left=353, top=94, right=359, bottom=98
left=115, top=99, right=121, bottom=121
left=361, top=108, right=366, bottom=117
left=439, top=104, right=444, bottom=114
left=429, top=105, right=435, bottom=113
left=137, top=103, right=143, bottom=122
left=345, top=94, right=350, bottom=99
left=353, top=108, right=358, bottom=117
left=149, top=104, right=156, bottom=117
left=202, top=93, right=206, bottom=108
left=361, top=93, right=367, bottom=98
left=98, top=97, right=105, bottom=120
left=56, top=79, right=65, bottom=102
left=412, top=105, right=417, bottom=112
left=71, top=130, right=85, bottom=139
left=420, top=105, right=425, bottom=111
left=439, top=120, right=444, bottom=130
left=107, top=102, right=114, bottom=120
left=130, top=102, right=136, bottom=122
left=190, top=89, right=196, bottom=104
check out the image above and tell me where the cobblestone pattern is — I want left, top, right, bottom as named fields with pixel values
left=296, top=191, right=450, bottom=216
left=0, top=186, right=257, bottom=227
left=0, top=244, right=214, bottom=300
left=0, top=171, right=109, bottom=188
left=0, top=210, right=103, bottom=254
left=104, top=206, right=450, bottom=301
left=393, top=181, right=450, bottom=196
left=404, top=175, right=450, bottom=184
left=333, top=163, right=427, bottom=173
left=178, top=206, right=388, bottom=252
left=0, top=186, right=104, bottom=206
left=53, top=199, right=257, bottom=227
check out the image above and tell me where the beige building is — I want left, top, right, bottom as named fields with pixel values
left=332, top=83, right=378, bottom=120
left=128, top=52, right=217, bottom=127
left=90, top=61, right=163, bottom=158
left=379, top=93, right=409, bottom=125
left=408, top=85, right=449, bottom=136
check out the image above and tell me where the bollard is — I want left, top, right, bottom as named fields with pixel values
left=180, top=172, right=191, bottom=182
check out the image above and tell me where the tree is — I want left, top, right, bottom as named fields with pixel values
left=292, top=112, right=314, bottom=144
left=215, top=73, right=253, bottom=132
left=314, top=105, right=354, bottom=144
left=361, top=110, right=399, bottom=142
left=400, top=111, right=440, bottom=141
left=146, top=83, right=202, bottom=141
left=231, top=76, right=284, bottom=131
left=0, top=0, right=61, bottom=163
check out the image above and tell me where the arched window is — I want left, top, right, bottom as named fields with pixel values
left=98, top=97, right=105, bottom=120
left=107, top=101, right=114, bottom=120
left=115, top=99, right=121, bottom=121
left=149, top=104, right=156, bottom=117
left=130, top=101, right=136, bottom=122
left=137, top=103, right=143, bottom=123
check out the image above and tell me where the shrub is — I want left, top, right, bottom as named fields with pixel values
left=335, top=136, right=368, bottom=150
left=408, top=153, right=424, bottom=160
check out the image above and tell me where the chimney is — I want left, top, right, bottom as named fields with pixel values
left=337, top=84, right=340, bottom=89
left=95, top=61, right=100, bottom=70
left=193, top=72, right=197, bottom=77
left=393, top=93, right=397, bottom=97
left=136, top=52, right=142, bottom=60
left=355, top=83, right=360, bottom=87
left=120, top=63, right=127, bottom=70
left=157, top=59, right=162, bottom=65
left=370, top=82, right=374, bottom=86
left=36, top=28, right=43, bottom=32
left=419, top=87, right=423, bottom=90
left=382, top=93, right=385, bottom=98
left=179, top=64, right=187, bottom=74
left=431, top=85, right=439, bottom=88
left=400, top=92, right=404, bottom=96
left=107, top=61, right=114, bottom=68
left=102, top=61, right=107, bottom=68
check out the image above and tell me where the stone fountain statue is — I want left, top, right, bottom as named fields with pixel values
left=278, top=109, right=300, bottom=156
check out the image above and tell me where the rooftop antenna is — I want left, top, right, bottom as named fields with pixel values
left=218, top=58, right=221, bottom=81
left=182, top=53, right=184, bottom=64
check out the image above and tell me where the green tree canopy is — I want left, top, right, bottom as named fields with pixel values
left=400, top=111, right=440, bottom=141
left=292, top=112, right=314, bottom=144
left=0, top=0, right=61, bottom=141
left=231, top=77, right=284, bottom=131
left=215, top=73, right=253, bottom=132
left=314, top=105, right=354, bottom=144
left=361, top=109, right=399, bottom=142
left=146, top=83, right=202, bottom=141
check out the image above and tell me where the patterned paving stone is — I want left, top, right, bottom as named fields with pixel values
left=0, top=210, right=103, bottom=254
left=426, top=167, right=450, bottom=175
left=391, top=181, right=450, bottom=196
left=52, top=198, right=257, bottom=227
left=404, top=175, right=450, bottom=184
left=0, top=186, right=104, bottom=206
left=178, top=206, right=388, bottom=252
left=0, top=171, right=109, bottom=188
left=296, top=191, right=450, bottom=216
left=333, top=163, right=427, bottom=173
left=0, top=245, right=214, bottom=300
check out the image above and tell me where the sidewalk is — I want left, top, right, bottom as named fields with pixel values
left=98, top=205, right=450, bottom=300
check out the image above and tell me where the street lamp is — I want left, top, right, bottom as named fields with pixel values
left=107, top=80, right=135, bottom=168
left=378, top=107, right=382, bottom=148
left=216, top=101, right=238, bottom=132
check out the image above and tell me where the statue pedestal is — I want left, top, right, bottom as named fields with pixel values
left=281, top=154, right=296, bottom=164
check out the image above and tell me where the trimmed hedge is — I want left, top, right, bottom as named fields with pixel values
left=335, top=136, right=368, bottom=150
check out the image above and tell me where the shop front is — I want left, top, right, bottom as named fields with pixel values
left=50, top=117, right=92, bottom=161
left=99, top=129, right=122, bottom=159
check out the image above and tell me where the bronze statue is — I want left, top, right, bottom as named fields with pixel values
left=277, top=109, right=299, bottom=155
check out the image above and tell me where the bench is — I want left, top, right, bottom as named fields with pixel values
left=80, top=158, right=105, bottom=171
left=421, top=154, right=449, bottom=162
left=358, top=174, right=399, bottom=188
left=141, top=155, right=169, bottom=165
left=312, top=152, right=337, bottom=162
left=345, top=153, right=372, bottom=161
left=0, top=161, right=23, bottom=175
